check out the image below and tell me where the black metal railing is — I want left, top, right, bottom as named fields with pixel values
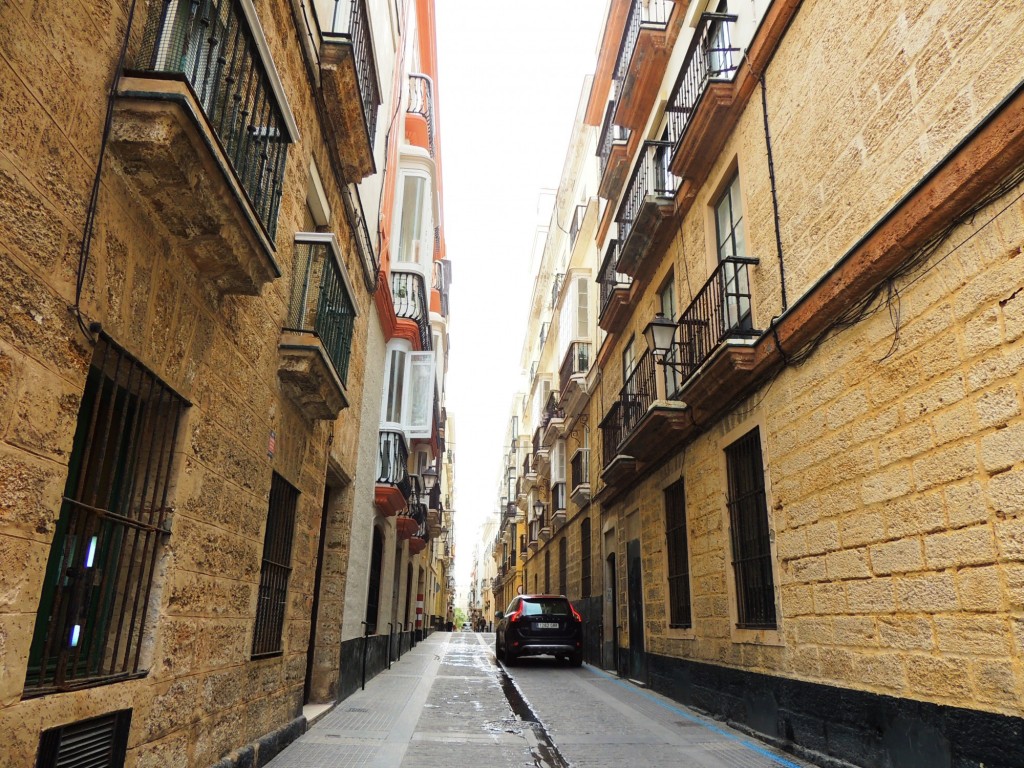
left=600, top=401, right=625, bottom=467
left=377, top=430, right=410, bottom=499
left=571, top=448, right=590, bottom=492
left=551, top=482, right=567, bottom=512
left=569, top=204, right=588, bottom=248
left=559, top=342, right=591, bottom=394
left=598, top=239, right=632, bottom=318
left=407, top=73, right=435, bottom=157
left=328, top=0, right=380, bottom=146
left=598, top=100, right=630, bottom=181
left=433, top=259, right=451, bottom=317
left=620, top=350, right=656, bottom=435
left=666, top=13, right=739, bottom=147
left=523, top=452, right=533, bottom=478
left=140, top=0, right=290, bottom=239
left=287, top=238, right=357, bottom=383
left=541, top=390, right=563, bottom=430
left=253, top=473, right=298, bottom=657
left=551, top=273, right=565, bottom=309
left=613, top=0, right=672, bottom=87
left=342, top=182, right=379, bottom=291
left=617, top=141, right=679, bottom=245
left=675, top=257, right=759, bottom=381
left=392, top=270, right=432, bottom=350
left=539, top=322, right=550, bottom=347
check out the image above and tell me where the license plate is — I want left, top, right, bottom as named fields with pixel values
left=536, top=622, right=559, bottom=629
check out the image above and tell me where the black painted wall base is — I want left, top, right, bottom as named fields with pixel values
left=643, top=652, right=1024, bottom=768
left=210, top=716, right=305, bottom=768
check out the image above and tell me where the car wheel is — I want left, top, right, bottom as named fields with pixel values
left=569, top=651, right=582, bottom=667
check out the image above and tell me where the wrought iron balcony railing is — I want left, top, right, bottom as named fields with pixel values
left=328, top=0, right=380, bottom=146
left=569, top=204, right=588, bottom=248
left=598, top=99, right=630, bottom=181
left=286, top=237, right=357, bottom=383
left=541, top=390, right=563, bottom=430
left=407, top=73, right=436, bottom=157
left=551, top=273, right=565, bottom=309
left=559, top=342, right=591, bottom=394
left=140, top=0, right=291, bottom=239
left=613, top=0, right=673, bottom=87
left=533, top=427, right=543, bottom=457
left=674, top=257, right=759, bottom=380
left=598, top=239, right=632, bottom=317
left=433, top=259, right=451, bottom=317
left=571, top=448, right=590, bottom=492
left=377, top=430, right=411, bottom=499
left=392, top=270, right=432, bottom=350
left=666, top=12, right=739, bottom=147
left=617, top=141, right=679, bottom=245
left=523, top=452, right=534, bottom=479
left=620, top=350, right=657, bottom=436
left=600, top=401, right=625, bottom=467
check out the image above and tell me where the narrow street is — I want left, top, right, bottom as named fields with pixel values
left=267, top=632, right=812, bottom=768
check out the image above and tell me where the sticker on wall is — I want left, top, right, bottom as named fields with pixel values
left=268, top=430, right=276, bottom=460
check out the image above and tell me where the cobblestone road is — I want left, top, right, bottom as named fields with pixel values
left=266, top=632, right=816, bottom=767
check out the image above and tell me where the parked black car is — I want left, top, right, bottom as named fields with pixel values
left=494, top=595, right=583, bottom=666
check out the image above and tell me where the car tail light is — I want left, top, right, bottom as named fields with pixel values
left=570, top=605, right=582, bottom=623
left=508, top=605, right=524, bottom=623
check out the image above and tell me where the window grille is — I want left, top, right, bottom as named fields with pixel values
left=558, top=538, right=567, bottom=596
left=25, top=335, right=187, bottom=695
left=580, top=518, right=592, bottom=598
left=725, top=428, right=777, bottom=629
left=36, top=709, right=132, bottom=768
left=664, top=480, right=691, bottom=628
left=252, top=473, right=298, bottom=657
left=544, top=550, right=550, bottom=594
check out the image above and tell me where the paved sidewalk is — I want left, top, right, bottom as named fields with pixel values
left=266, top=632, right=816, bottom=768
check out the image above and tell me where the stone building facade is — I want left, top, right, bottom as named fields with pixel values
left=509, top=0, right=1024, bottom=765
left=0, top=0, right=453, bottom=766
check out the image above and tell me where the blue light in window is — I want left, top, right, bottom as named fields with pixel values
left=85, top=536, right=98, bottom=569
left=70, top=624, right=81, bottom=647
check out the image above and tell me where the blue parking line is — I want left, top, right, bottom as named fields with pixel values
left=585, top=665, right=805, bottom=768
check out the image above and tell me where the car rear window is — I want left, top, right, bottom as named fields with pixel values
left=521, top=598, right=570, bottom=616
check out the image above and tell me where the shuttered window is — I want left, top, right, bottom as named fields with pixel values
left=252, top=473, right=299, bottom=657
left=36, top=710, right=131, bottom=768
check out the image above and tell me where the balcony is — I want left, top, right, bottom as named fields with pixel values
left=397, top=494, right=425, bottom=541
left=670, top=256, right=762, bottom=407
left=406, top=74, right=436, bottom=157
left=523, top=453, right=538, bottom=492
left=570, top=448, right=591, bottom=507
left=375, top=430, right=410, bottom=516
left=599, top=401, right=636, bottom=487
left=612, top=0, right=673, bottom=131
left=528, top=519, right=540, bottom=552
left=539, top=509, right=552, bottom=542
left=598, top=100, right=631, bottom=199
left=278, top=235, right=354, bottom=420
left=113, top=0, right=298, bottom=294
left=432, top=259, right=452, bottom=318
left=569, top=204, right=588, bottom=250
left=392, top=270, right=432, bottom=350
left=615, top=141, right=680, bottom=279
left=551, top=483, right=567, bottom=529
left=667, top=13, right=740, bottom=180
left=559, top=342, right=592, bottom=420
left=598, top=239, right=633, bottom=334
left=320, top=0, right=380, bottom=181
left=541, top=390, right=564, bottom=447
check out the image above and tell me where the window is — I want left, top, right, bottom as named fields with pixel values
left=659, top=274, right=681, bottom=396
left=714, top=173, right=752, bottom=332
left=384, top=347, right=407, bottom=423
left=622, top=336, right=636, bottom=383
left=382, top=345, right=436, bottom=438
left=36, top=710, right=132, bottom=768
left=552, top=440, right=567, bottom=484
left=725, top=428, right=776, bottom=629
left=544, top=550, right=551, bottom=594
left=707, top=0, right=734, bottom=75
left=580, top=518, right=592, bottom=598
left=253, top=473, right=299, bottom=657
left=25, top=335, right=187, bottom=694
left=664, top=480, right=692, bottom=628
left=558, top=538, right=567, bottom=596
left=396, top=173, right=430, bottom=266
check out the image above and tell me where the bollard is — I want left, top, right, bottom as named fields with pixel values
left=387, top=623, right=393, bottom=669
left=360, top=621, right=370, bottom=691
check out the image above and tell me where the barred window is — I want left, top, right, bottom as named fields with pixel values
left=252, top=473, right=298, bottom=657
left=558, top=538, right=567, bottom=596
left=544, top=550, right=550, bottom=594
left=725, top=428, right=777, bottom=629
left=25, top=335, right=187, bottom=695
left=664, top=480, right=691, bottom=628
left=580, top=518, right=592, bottom=598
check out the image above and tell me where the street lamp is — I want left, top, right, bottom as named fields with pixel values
left=643, top=312, right=677, bottom=357
left=421, top=463, right=439, bottom=492
left=533, top=499, right=545, bottom=519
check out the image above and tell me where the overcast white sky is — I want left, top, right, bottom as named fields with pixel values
left=435, top=1, right=607, bottom=589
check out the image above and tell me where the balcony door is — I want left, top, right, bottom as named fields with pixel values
left=714, top=173, right=752, bottom=333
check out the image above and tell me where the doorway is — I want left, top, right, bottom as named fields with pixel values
left=606, top=551, right=618, bottom=672
left=627, top=538, right=646, bottom=682
left=304, top=483, right=333, bottom=704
